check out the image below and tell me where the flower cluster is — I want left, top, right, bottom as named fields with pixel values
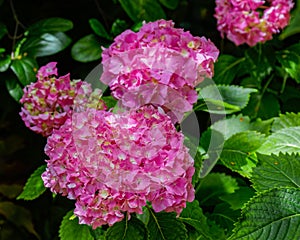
left=101, top=20, right=219, bottom=122
left=214, top=0, right=294, bottom=46
left=19, top=62, right=105, bottom=137
left=42, top=106, right=194, bottom=228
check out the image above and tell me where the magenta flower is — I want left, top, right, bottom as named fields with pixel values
left=19, top=62, right=105, bottom=137
left=214, top=0, right=294, bottom=46
left=100, top=20, right=219, bottom=122
left=42, top=105, right=194, bottom=228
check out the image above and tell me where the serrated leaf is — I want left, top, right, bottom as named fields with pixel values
left=59, top=210, right=94, bottom=240
left=106, top=216, right=148, bottom=240
left=26, top=17, right=73, bottom=35
left=229, top=188, right=300, bottom=240
left=71, top=34, right=102, bottom=62
left=0, top=22, right=7, bottom=40
left=5, top=77, right=24, bottom=101
left=272, top=112, right=300, bottom=132
left=0, top=201, right=40, bottom=239
left=0, top=54, right=11, bottom=72
left=17, top=165, right=47, bottom=200
left=119, top=0, right=166, bottom=22
left=258, top=126, right=300, bottom=155
left=213, top=55, right=245, bottom=85
left=147, top=210, right=187, bottom=240
left=21, top=32, right=72, bottom=57
left=89, top=18, right=112, bottom=40
left=198, top=85, right=257, bottom=114
left=196, top=173, right=239, bottom=206
left=159, top=0, right=179, bottom=10
left=220, top=131, right=265, bottom=177
left=10, top=57, right=38, bottom=85
left=219, top=187, right=255, bottom=210
left=251, top=153, right=300, bottom=191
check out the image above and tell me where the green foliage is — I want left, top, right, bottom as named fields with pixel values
left=26, top=18, right=73, bottom=35
left=59, top=211, right=94, bottom=240
left=10, top=57, right=38, bottom=86
left=229, top=188, right=300, bottom=240
left=280, top=0, right=300, bottom=39
left=158, top=0, right=179, bottom=10
left=17, top=165, right=47, bottom=200
left=106, top=216, right=148, bottom=240
left=89, top=18, right=112, bottom=40
left=251, top=153, right=300, bottom=191
left=0, top=21, right=7, bottom=40
left=0, top=54, right=11, bottom=72
left=5, top=77, right=23, bottom=101
left=272, top=112, right=300, bottom=132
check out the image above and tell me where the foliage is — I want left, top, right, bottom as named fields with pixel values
left=1, top=0, right=300, bottom=240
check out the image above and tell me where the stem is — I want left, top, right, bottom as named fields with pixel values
left=280, top=73, right=288, bottom=94
left=93, top=0, right=110, bottom=30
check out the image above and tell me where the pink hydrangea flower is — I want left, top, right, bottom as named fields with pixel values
left=100, top=20, right=219, bottom=122
left=19, top=62, right=105, bottom=137
left=214, top=0, right=294, bottom=46
left=42, top=105, right=194, bottom=228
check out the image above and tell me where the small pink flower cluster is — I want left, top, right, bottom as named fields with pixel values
left=101, top=20, right=219, bottom=122
left=214, top=0, right=294, bottom=46
left=19, top=62, right=105, bottom=137
left=42, top=106, right=194, bottom=228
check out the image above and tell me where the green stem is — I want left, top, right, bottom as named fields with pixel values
left=280, top=73, right=288, bottom=94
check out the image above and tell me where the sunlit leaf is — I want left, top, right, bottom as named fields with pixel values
left=272, top=112, right=300, bottom=132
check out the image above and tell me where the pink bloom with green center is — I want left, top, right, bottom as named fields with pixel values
left=42, top=105, right=194, bottom=228
left=19, top=62, right=105, bottom=137
left=214, top=0, right=294, bottom=46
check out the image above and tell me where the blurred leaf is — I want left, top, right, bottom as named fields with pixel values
left=159, top=0, right=179, bottom=9
left=196, top=173, right=239, bottom=206
left=59, top=211, right=94, bottom=240
left=71, top=34, right=102, bottom=62
left=219, top=187, right=255, bottom=210
left=198, top=85, right=257, bottom=114
left=220, top=131, right=265, bottom=178
left=213, top=55, right=245, bottom=85
left=258, top=126, right=300, bottom=155
left=242, top=92, right=280, bottom=120
left=106, top=216, right=148, bottom=240
left=0, top=184, right=23, bottom=199
left=251, top=153, right=300, bottom=191
left=26, top=17, right=73, bottom=35
left=0, top=201, right=40, bottom=239
left=21, top=32, right=72, bottom=57
left=111, top=19, right=130, bottom=36
left=147, top=210, right=187, bottom=240
left=229, top=188, right=300, bottom=240
left=0, top=22, right=7, bottom=40
left=131, top=21, right=143, bottom=32
left=0, top=54, right=11, bottom=72
left=272, top=112, right=300, bottom=132
left=119, top=0, right=166, bottom=22
left=89, top=18, right=112, bottom=40
left=0, top=48, right=5, bottom=53
left=17, top=165, right=47, bottom=200
left=5, top=77, right=24, bottom=101
left=280, top=2, right=300, bottom=39
left=10, top=57, right=38, bottom=85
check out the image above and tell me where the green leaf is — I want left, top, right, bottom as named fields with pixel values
left=111, top=19, right=130, bottom=36
left=258, top=126, right=300, bottom=155
left=102, top=96, right=117, bottom=109
left=147, top=210, right=187, bottom=240
left=158, top=0, right=179, bottom=10
left=251, top=153, right=300, bottom=191
left=5, top=77, right=24, bottom=101
left=89, top=18, right=112, bottom=40
left=71, top=34, right=102, bottom=62
left=21, top=32, right=72, bottom=57
left=272, top=112, right=300, bottom=132
left=196, top=173, right=239, bottom=206
left=0, top=184, right=23, bottom=199
left=276, top=44, right=300, bottom=83
left=220, top=131, right=265, bottom=178
left=119, top=0, right=166, bottom=22
left=0, top=22, right=8, bottom=40
left=59, top=210, right=94, bottom=240
left=229, top=188, right=300, bottom=240
left=280, top=2, right=300, bottom=39
left=213, top=55, right=245, bottom=85
left=0, top=54, right=11, bottom=72
left=10, top=57, right=38, bottom=85
left=17, top=165, right=47, bottom=200
left=219, top=187, right=255, bottom=210
left=26, top=17, right=73, bottom=35
left=0, top=201, right=40, bottom=238
left=106, top=216, right=148, bottom=240
left=198, top=85, right=257, bottom=114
